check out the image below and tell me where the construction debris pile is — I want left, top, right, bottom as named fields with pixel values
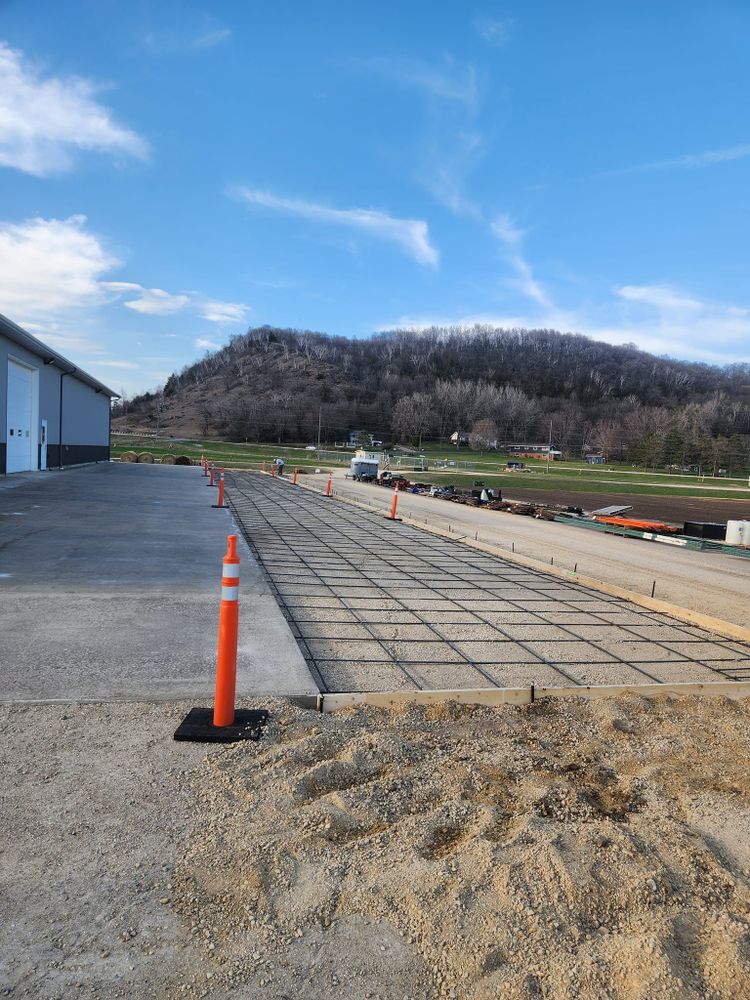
left=172, top=693, right=750, bottom=999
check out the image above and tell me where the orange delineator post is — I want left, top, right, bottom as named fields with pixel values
left=202, top=455, right=208, bottom=476
left=325, top=472, right=332, bottom=496
left=271, top=464, right=276, bottom=477
left=261, top=461, right=267, bottom=474
left=390, top=482, right=399, bottom=520
left=208, top=462, right=215, bottom=487
left=216, top=468, right=225, bottom=508
left=292, top=466, right=298, bottom=485
left=213, top=535, right=240, bottom=727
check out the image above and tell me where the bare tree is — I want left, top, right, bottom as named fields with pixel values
left=469, top=419, right=499, bottom=451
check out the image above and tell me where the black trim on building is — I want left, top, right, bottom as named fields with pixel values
left=46, top=444, right=109, bottom=467
left=0, top=442, right=5, bottom=475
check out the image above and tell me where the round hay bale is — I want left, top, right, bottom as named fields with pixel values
left=160, top=454, right=177, bottom=465
left=137, top=452, right=155, bottom=464
left=119, top=451, right=137, bottom=463
left=174, top=455, right=192, bottom=466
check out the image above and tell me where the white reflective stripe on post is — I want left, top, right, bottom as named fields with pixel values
left=221, top=585, right=239, bottom=601
left=222, top=564, right=240, bottom=578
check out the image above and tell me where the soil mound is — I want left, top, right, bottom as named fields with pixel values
left=174, top=694, right=750, bottom=998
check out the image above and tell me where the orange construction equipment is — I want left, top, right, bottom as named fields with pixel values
left=390, top=482, right=399, bottom=520
left=292, top=466, right=298, bottom=485
left=594, top=516, right=678, bottom=533
left=213, top=534, right=240, bottom=727
left=325, top=472, right=332, bottom=496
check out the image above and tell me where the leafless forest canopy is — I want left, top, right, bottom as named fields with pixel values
left=114, top=325, right=750, bottom=470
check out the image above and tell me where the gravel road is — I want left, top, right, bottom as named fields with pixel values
left=326, top=474, right=750, bottom=627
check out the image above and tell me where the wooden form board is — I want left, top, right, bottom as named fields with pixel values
left=320, top=680, right=750, bottom=713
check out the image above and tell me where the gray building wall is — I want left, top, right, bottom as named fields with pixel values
left=1, top=325, right=115, bottom=474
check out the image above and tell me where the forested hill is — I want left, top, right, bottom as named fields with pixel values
left=114, top=325, right=750, bottom=464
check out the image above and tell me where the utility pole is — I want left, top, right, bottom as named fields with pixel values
left=317, top=406, right=322, bottom=452
left=546, top=416, right=552, bottom=474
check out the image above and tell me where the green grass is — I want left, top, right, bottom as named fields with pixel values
left=110, top=435, right=750, bottom=499
left=110, top=436, right=332, bottom=470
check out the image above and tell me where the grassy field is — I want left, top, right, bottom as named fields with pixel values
left=111, top=436, right=750, bottom=501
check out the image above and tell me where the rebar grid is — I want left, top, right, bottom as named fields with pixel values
left=226, top=473, right=750, bottom=693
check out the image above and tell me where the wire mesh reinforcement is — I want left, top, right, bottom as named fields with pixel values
left=226, top=473, right=750, bottom=694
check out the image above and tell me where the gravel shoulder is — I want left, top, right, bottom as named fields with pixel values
left=4, top=694, right=750, bottom=999
left=328, top=475, right=750, bottom=627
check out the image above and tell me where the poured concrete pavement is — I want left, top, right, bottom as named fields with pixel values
left=0, top=463, right=318, bottom=701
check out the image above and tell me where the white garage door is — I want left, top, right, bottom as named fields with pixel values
left=6, top=359, right=35, bottom=473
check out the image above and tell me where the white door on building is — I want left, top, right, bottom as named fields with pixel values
left=6, top=359, right=36, bottom=473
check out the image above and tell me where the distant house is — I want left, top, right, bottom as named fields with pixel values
left=585, top=453, right=606, bottom=465
left=450, top=431, right=469, bottom=447
left=506, top=443, right=562, bottom=461
left=347, top=429, right=365, bottom=447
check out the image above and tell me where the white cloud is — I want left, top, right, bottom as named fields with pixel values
left=0, top=42, right=148, bottom=176
left=103, top=282, right=190, bottom=315
left=617, top=285, right=703, bottom=312
left=613, top=143, right=750, bottom=175
left=473, top=16, right=514, bottom=46
left=105, top=283, right=248, bottom=322
left=234, top=187, right=439, bottom=268
left=199, top=299, right=249, bottom=323
left=491, top=213, right=553, bottom=309
left=140, top=24, right=231, bottom=54
left=353, top=55, right=477, bottom=108
left=385, top=280, right=750, bottom=365
left=0, top=214, right=119, bottom=320
left=195, top=337, right=222, bottom=351
left=87, top=359, right=140, bottom=369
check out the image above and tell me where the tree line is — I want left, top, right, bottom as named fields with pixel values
left=113, top=324, right=750, bottom=472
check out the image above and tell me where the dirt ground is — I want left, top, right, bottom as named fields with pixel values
left=485, top=487, right=750, bottom=525
left=5, top=694, right=750, bottom=999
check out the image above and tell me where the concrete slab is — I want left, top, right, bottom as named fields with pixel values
left=0, top=464, right=318, bottom=701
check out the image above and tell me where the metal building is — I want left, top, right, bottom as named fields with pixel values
left=1, top=313, right=118, bottom=475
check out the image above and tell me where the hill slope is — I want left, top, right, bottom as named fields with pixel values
left=114, top=325, right=750, bottom=463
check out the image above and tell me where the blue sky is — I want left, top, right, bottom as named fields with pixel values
left=1, top=1, right=749, bottom=395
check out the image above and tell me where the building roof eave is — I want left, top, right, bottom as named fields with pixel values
left=0, top=312, right=120, bottom=398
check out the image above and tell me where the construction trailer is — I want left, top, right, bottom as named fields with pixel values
left=350, top=449, right=382, bottom=481
left=1, top=313, right=118, bottom=475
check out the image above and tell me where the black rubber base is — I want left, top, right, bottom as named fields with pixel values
left=173, top=707, right=269, bottom=743
left=211, top=504, right=225, bottom=508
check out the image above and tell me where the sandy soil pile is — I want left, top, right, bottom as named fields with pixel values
left=173, top=694, right=750, bottom=999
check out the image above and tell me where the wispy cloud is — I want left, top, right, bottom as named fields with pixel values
left=195, top=336, right=222, bottom=351
left=87, top=359, right=140, bottom=369
left=617, top=285, right=703, bottom=312
left=105, top=282, right=249, bottom=323
left=233, top=187, right=439, bottom=268
left=472, top=16, right=514, bottom=46
left=613, top=143, right=750, bottom=174
left=139, top=21, right=231, bottom=54
left=419, top=129, right=484, bottom=219
left=0, top=42, right=148, bottom=176
left=385, top=279, right=750, bottom=365
left=104, top=282, right=190, bottom=315
left=198, top=299, right=249, bottom=324
left=491, top=213, right=554, bottom=309
left=352, top=55, right=477, bottom=108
